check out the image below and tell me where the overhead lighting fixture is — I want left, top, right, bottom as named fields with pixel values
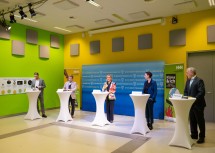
left=88, top=18, right=163, bottom=35
left=28, top=3, right=36, bottom=17
left=19, top=6, right=27, bottom=19
left=208, top=0, right=215, bottom=6
left=10, top=11, right=16, bottom=23
left=86, top=0, right=102, bottom=8
left=0, top=15, right=11, bottom=31
left=54, top=27, right=71, bottom=32
left=14, top=15, right=38, bottom=22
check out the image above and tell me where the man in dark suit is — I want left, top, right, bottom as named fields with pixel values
left=31, top=72, right=47, bottom=118
left=142, top=71, right=157, bottom=130
left=184, top=67, right=206, bottom=144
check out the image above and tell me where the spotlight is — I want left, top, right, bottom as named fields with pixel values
left=0, top=16, right=11, bottom=31
left=10, top=12, right=16, bottom=23
left=28, top=3, right=36, bottom=18
left=19, top=6, right=27, bottom=19
left=171, top=16, right=178, bottom=24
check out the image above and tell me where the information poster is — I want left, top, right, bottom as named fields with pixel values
left=0, top=78, right=32, bottom=95
left=164, top=64, right=184, bottom=122
left=82, top=61, right=164, bottom=119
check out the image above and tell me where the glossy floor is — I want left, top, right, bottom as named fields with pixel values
left=0, top=109, right=215, bottom=153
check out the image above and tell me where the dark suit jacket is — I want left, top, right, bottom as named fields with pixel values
left=142, top=79, right=157, bottom=102
left=184, top=76, right=206, bottom=109
left=31, top=79, right=46, bottom=96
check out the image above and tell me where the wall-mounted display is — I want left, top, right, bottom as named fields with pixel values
left=0, top=78, right=32, bottom=96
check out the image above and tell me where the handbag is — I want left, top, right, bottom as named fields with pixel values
left=108, top=93, right=116, bottom=100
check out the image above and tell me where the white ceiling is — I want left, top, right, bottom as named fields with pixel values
left=0, top=0, right=214, bottom=35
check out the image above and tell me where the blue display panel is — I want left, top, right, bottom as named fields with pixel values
left=82, top=61, right=164, bottom=119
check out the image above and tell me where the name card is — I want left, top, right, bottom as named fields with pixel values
left=131, top=91, right=142, bottom=95
left=172, top=93, right=183, bottom=99
left=93, top=89, right=101, bottom=93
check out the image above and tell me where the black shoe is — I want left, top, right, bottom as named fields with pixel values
left=191, top=135, right=198, bottom=139
left=110, top=120, right=113, bottom=123
left=147, top=123, right=153, bottom=130
left=42, top=114, right=47, bottom=118
left=197, top=138, right=205, bottom=144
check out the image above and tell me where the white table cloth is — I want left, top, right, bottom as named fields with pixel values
left=169, top=97, right=196, bottom=149
left=25, top=89, right=42, bottom=120
left=92, top=91, right=110, bottom=126
left=56, top=89, right=73, bottom=122
left=130, top=94, right=150, bottom=135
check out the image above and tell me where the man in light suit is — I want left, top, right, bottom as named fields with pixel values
left=64, top=75, right=77, bottom=118
left=31, top=72, right=47, bottom=118
left=184, top=67, right=206, bottom=144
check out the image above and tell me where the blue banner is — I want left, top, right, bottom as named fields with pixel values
left=82, top=61, right=164, bottom=119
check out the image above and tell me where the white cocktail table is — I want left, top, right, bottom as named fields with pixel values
left=56, top=89, right=73, bottom=122
left=25, top=89, right=42, bottom=120
left=92, top=91, right=110, bottom=126
left=130, top=93, right=150, bottom=135
left=169, top=97, right=196, bottom=149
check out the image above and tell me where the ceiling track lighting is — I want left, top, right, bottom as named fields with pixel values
left=10, top=11, right=16, bottom=23
left=28, top=3, right=36, bottom=18
left=0, top=14, right=11, bottom=31
left=19, top=6, right=27, bottom=19
left=0, top=0, right=47, bottom=31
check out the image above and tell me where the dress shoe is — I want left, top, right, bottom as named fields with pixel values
left=191, top=135, right=198, bottom=139
left=42, top=114, right=47, bottom=118
left=147, top=123, right=153, bottom=130
left=110, top=120, right=113, bottom=123
left=197, top=138, right=205, bottom=144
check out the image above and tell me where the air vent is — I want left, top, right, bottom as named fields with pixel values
left=129, top=11, right=149, bottom=20
left=53, top=0, right=79, bottom=10
left=174, top=0, right=196, bottom=10
left=95, top=19, right=114, bottom=26
left=66, top=25, right=84, bottom=31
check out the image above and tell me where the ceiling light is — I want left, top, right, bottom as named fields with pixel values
left=10, top=11, right=16, bottom=23
left=208, top=0, right=215, bottom=6
left=86, top=0, right=102, bottom=8
left=54, top=27, right=71, bottom=32
left=19, top=6, right=27, bottom=19
left=14, top=15, right=38, bottom=22
left=28, top=3, right=36, bottom=17
left=0, top=15, right=11, bottom=31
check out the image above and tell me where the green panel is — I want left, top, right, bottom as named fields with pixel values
left=164, top=64, right=184, bottom=120
left=0, top=23, right=64, bottom=116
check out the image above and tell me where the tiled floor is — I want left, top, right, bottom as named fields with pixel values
left=0, top=109, right=215, bottom=153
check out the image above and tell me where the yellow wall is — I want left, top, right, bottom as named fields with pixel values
left=64, top=9, right=215, bottom=70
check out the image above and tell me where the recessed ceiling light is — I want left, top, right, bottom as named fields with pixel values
left=86, top=0, right=102, bottom=8
left=54, top=27, right=71, bottom=32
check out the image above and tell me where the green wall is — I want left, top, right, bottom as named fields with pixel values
left=0, top=23, right=64, bottom=116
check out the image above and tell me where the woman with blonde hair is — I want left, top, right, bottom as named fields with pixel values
left=102, top=74, right=116, bottom=123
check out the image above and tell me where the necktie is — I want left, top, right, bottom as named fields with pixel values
left=68, top=83, right=71, bottom=89
left=190, top=79, right=194, bottom=87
